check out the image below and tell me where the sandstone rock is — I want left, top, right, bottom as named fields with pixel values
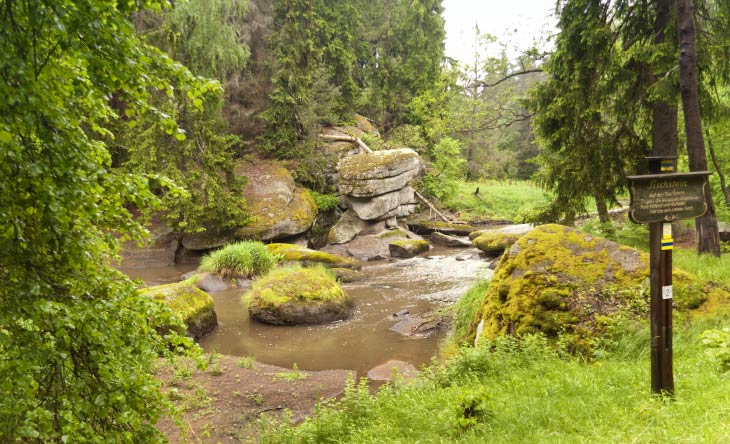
left=327, top=210, right=370, bottom=244
left=181, top=228, right=236, bottom=251
left=234, top=161, right=317, bottom=241
left=331, top=267, right=365, bottom=283
left=338, top=149, right=423, bottom=197
left=388, top=311, right=449, bottom=338
left=119, top=214, right=179, bottom=268
left=366, top=360, right=418, bottom=383
left=193, top=272, right=231, bottom=293
left=389, top=239, right=430, bottom=258
left=468, top=224, right=722, bottom=348
left=469, top=223, right=533, bottom=240
left=143, top=280, right=217, bottom=340
left=246, top=267, right=353, bottom=325
left=346, top=235, right=391, bottom=261
left=431, top=231, right=472, bottom=248
left=472, top=232, right=522, bottom=256
left=266, top=243, right=361, bottom=269
left=345, top=186, right=416, bottom=221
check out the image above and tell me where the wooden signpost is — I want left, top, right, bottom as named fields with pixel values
left=627, top=157, right=711, bottom=396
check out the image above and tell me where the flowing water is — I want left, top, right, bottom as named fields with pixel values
left=122, top=246, right=492, bottom=375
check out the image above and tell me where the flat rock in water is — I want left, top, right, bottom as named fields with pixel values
left=388, top=312, right=448, bottom=338
left=366, top=360, right=418, bottom=383
left=407, top=221, right=476, bottom=236
left=389, top=239, right=430, bottom=258
left=430, top=231, right=472, bottom=248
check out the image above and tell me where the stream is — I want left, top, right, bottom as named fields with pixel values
left=122, top=245, right=492, bottom=376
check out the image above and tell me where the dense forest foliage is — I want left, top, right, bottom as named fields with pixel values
left=3, top=0, right=730, bottom=442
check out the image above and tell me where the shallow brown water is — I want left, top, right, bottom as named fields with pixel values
left=122, top=246, right=492, bottom=376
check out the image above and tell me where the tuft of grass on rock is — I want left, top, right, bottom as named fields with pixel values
left=199, top=240, right=277, bottom=279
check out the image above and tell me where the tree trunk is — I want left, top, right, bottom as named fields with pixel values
left=706, top=128, right=730, bottom=206
left=676, top=0, right=721, bottom=256
left=650, top=0, right=677, bottom=159
left=593, top=193, right=610, bottom=224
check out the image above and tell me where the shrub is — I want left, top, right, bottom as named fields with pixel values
left=311, top=191, right=340, bottom=212
left=199, top=241, right=277, bottom=278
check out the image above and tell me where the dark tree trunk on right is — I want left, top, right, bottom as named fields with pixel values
left=676, top=0, right=721, bottom=256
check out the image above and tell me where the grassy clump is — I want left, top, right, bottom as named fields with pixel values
left=259, top=315, right=730, bottom=444
left=199, top=241, right=277, bottom=278
left=451, top=280, right=491, bottom=346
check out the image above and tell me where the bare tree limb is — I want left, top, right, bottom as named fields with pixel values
left=477, top=68, right=543, bottom=88
left=414, top=190, right=452, bottom=222
left=318, top=134, right=373, bottom=153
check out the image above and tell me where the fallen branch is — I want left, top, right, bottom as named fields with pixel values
left=318, top=134, right=373, bottom=153
left=414, top=190, right=452, bottom=223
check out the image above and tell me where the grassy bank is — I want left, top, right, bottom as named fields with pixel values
left=439, top=180, right=553, bottom=223
left=259, top=313, right=730, bottom=444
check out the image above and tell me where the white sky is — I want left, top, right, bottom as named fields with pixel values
left=442, top=0, right=558, bottom=64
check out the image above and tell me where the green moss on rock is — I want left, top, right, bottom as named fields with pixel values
left=143, top=279, right=217, bottom=340
left=389, top=239, right=430, bottom=258
left=472, top=232, right=522, bottom=255
left=266, top=243, right=361, bottom=270
left=469, top=224, right=721, bottom=350
left=245, top=266, right=353, bottom=325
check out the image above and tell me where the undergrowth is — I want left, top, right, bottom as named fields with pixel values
left=258, top=312, right=730, bottom=443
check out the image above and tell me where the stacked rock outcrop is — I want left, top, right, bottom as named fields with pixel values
left=328, top=148, right=424, bottom=244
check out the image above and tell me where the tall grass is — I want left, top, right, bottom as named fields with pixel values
left=674, top=248, right=730, bottom=284
left=259, top=315, right=730, bottom=444
left=198, top=241, right=277, bottom=278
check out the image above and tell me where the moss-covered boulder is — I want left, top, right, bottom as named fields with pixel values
left=143, top=280, right=217, bottom=340
left=266, top=243, right=361, bottom=270
left=338, top=148, right=423, bottom=197
left=470, top=224, right=720, bottom=347
left=389, top=239, right=430, bottom=258
left=246, top=267, right=354, bottom=325
left=472, top=232, right=523, bottom=255
left=234, top=160, right=318, bottom=241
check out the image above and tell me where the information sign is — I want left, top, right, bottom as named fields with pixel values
left=627, top=172, right=711, bottom=224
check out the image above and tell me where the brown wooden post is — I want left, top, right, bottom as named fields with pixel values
left=647, top=157, right=674, bottom=396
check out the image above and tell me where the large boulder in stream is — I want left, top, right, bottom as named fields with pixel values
left=246, top=266, right=354, bottom=325
left=233, top=160, right=318, bottom=241
left=469, top=224, right=724, bottom=350
left=143, top=279, right=218, bottom=340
